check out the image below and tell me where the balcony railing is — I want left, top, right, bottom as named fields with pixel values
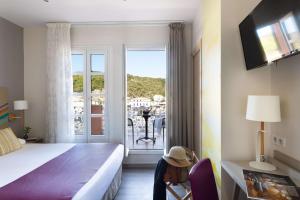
left=127, top=103, right=166, bottom=150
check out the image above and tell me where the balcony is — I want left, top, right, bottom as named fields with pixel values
left=127, top=102, right=166, bottom=150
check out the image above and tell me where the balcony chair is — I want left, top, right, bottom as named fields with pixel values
left=152, top=117, right=166, bottom=142
left=127, top=118, right=134, bottom=146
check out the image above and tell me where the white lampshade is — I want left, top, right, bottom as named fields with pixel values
left=14, top=100, right=28, bottom=111
left=246, top=95, right=281, bottom=122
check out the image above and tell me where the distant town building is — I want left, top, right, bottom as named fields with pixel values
left=153, top=95, right=165, bottom=102
left=129, top=97, right=151, bottom=108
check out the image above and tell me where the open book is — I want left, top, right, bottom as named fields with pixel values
left=243, top=169, right=300, bottom=200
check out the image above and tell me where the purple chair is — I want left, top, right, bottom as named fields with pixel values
left=188, top=158, right=219, bottom=200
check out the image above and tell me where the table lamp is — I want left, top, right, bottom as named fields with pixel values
left=246, top=95, right=281, bottom=171
left=13, top=100, right=28, bottom=129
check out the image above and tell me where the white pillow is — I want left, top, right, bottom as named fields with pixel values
left=18, top=138, right=26, bottom=145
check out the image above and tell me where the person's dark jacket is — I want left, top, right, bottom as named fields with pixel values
left=153, top=158, right=168, bottom=200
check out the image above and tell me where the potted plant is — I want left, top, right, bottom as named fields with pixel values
left=23, top=126, right=32, bottom=140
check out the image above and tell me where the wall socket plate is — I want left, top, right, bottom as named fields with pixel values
left=272, top=135, right=286, bottom=147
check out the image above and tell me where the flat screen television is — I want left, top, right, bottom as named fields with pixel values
left=239, top=0, right=300, bottom=70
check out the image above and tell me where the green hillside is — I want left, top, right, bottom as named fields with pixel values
left=127, top=74, right=165, bottom=99
left=73, top=74, right=165, bottom=98
left=73, top=75, right=84, bottom=92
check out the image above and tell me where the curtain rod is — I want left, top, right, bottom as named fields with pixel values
left=71, top=20, right=185, bottom=26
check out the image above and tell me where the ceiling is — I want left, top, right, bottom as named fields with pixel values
left=0, top=0, right=201, bottom=27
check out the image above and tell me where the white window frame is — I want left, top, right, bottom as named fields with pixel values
left=72, top=46, right=110, bottom=143
left=123, top=44, right=167, bottom=153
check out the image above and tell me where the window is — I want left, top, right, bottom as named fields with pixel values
left=72, top=49, right=108, bottom=142
left=72, top=53, right=85, bottom=135
left=90, top=54, right=105, bottom=136
left=126, top=48, right=167, bottom=150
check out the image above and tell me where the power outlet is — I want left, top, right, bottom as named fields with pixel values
left=272, top=135, right=286, bottom=147
left=278, top=137, right=286, bottom=147
left=272, top=135, right=278, bottom=145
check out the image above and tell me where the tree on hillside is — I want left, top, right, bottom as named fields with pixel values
left=127, top=74, right=165, bottom=98
left=73, top=74, right=165, bottom=98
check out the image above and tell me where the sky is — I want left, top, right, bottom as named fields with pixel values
left=72, top=54, right=105, bottom=73
left=72, top=50, right=166, bottom=78
left=126, top=50, right=166, bottom=78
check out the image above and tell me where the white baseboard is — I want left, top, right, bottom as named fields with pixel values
left=123, top=150, right=163, bottom=164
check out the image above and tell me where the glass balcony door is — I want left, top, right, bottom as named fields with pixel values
left=72, top=49, right=108, bottom=143
left=125, top=47, right=167, bottom=150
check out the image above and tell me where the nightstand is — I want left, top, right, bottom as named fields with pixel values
left=26, top=138, right=44, bottom=143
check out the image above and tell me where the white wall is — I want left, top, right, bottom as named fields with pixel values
left=221, top=0, right=271, bottom=162
left=192, top=7, right=202, bottom=51
left=220, top=0, right=271, bottom=199
left=192, top=0, right=222, bottom=187
left=219, top=0, right=300, bottom=165
left=192, top=0, right=272, bottom=197
left=192, top=0, right=273, bottom=164
left=270, top=55, right=300, bottom=161
left=191, top=0, right=300, bottom=198
left=24, top=24, right=193, bottom=147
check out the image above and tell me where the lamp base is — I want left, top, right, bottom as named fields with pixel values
left=249, top=161, right=276, bottom=171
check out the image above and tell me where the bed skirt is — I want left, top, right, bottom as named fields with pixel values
left=102, top=166, right=122, bottom=200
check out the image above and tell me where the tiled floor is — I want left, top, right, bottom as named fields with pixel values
left=115, top=168, right=154, bottom=200
left=115, top=168, right=188, bottom=200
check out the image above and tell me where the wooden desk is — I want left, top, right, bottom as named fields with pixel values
left=222, top=160, right=300, bottom=200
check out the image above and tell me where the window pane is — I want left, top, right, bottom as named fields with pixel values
left=73, top=95, right=84, bottom=135
left=90, top=54, right=105, bottom=136
left=91, top=96, right=104, bottom=114
left=72, top=54, right=84, bottom=93
left=91, top=117, right=104, bottom=135
left=91, top=74, right=104, bottom=92
left=74, top=115, right=84, bottom=135
left=73, top=75, right=83, bottom=93
left=91, top=95, right=104, bottom=135
left=72, top=54, right=84, bottom=73
left=72, top=53, right=85, bottom=136
left=73, top=95, right=84, bottom=114
left=91, top=54, right=105, bottom=72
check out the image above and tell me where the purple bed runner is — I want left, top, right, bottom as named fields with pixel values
left=0, top=143, right=118, bottom=200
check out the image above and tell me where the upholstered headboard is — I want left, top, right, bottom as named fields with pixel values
left=0, top=87, right=9, bottom=129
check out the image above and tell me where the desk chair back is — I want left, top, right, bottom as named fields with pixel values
left=189, top=158, right=219, bottom=200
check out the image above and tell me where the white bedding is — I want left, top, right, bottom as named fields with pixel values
left=0, top=143, right=124, bottom=200
left=0, top=143, right=75, bottom=187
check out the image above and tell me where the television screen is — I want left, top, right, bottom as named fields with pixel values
left=239, top=0, right=300, bottom=70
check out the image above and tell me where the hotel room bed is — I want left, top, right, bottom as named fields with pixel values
left=0, top=143, right=124, bottom=200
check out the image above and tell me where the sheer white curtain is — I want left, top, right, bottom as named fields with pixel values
left=46, top=23, right=74, bottom=143
left=167, top=23, right=194, bottom=150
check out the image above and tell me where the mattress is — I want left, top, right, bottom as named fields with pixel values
left=0, top=143, right=124, bottom=200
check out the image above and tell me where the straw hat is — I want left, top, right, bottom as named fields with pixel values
left=163, top=146, right=192, bottom=168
